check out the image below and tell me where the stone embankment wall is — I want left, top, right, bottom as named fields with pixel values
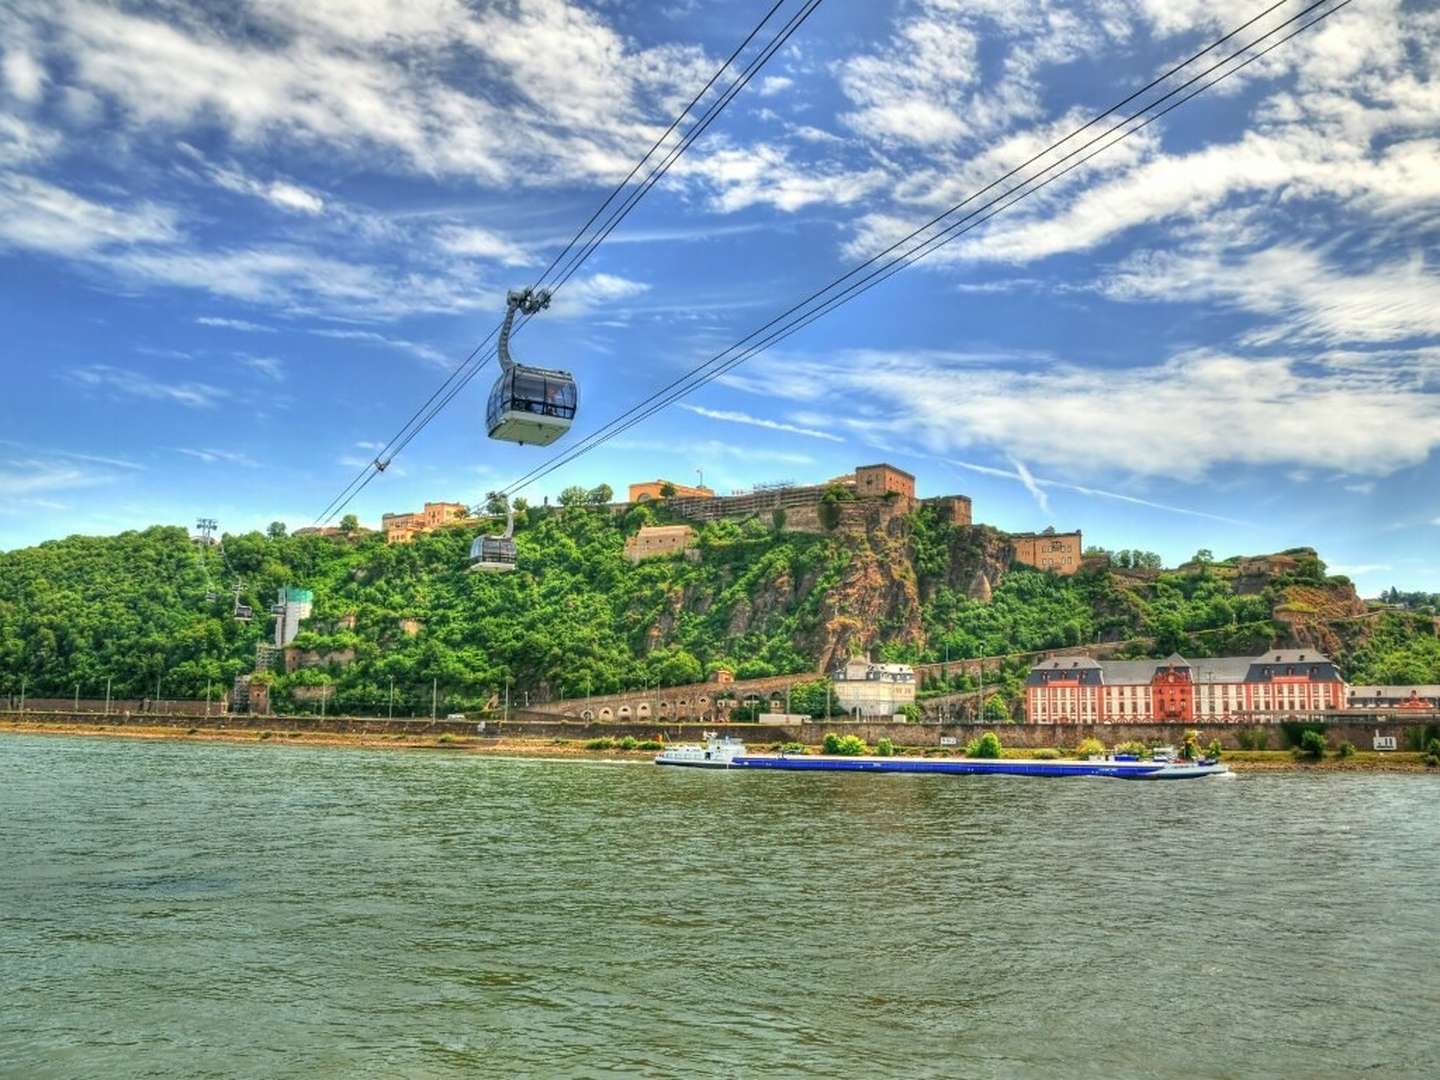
left=5, top=712, right=1435, bottom=750
left=526, top=671, right=821, bottom=720
left=2, top=696, right=227, bottom=716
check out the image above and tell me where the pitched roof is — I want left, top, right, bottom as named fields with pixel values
left=1188, top=657, right=1256, bottom=683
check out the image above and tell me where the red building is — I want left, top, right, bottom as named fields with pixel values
left=1026, top=650, right=1348, bottom=724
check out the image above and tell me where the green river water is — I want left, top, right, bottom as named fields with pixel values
left=1, top=733, right=1436, bottom=1078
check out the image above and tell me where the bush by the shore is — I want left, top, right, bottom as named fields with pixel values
left=823, top=732, right=868, bottom=756
left=1075, top=737, right=1106, bottom=760
left=967, top=731, right=1002, bottom=758
left=1294, top=729, right=1327, bottom=760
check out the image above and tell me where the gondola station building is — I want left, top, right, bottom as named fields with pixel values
left=1025, top=650, right=1349, bottom=723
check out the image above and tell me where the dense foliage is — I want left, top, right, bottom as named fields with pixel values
left=2, top=502, right=1436, bottom=714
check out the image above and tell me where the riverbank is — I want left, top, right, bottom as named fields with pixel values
left=4, top=719, right=1434, bottom=771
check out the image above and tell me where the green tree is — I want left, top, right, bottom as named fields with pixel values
left=982, top=695, right=1011, bottom=724
left=558, top=486, right=588, bottom=508
left=659, top=481, right=677, bottom=499
left=339, top=514, right=360, bottom=536
left=267, top=521, right=287, bottom=540
left=586, top=484, right=614, bottom=506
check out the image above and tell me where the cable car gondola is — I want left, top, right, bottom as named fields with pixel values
left=468, top=496, right=517, bottom=573
left=486, top=287, right=576, bottom=446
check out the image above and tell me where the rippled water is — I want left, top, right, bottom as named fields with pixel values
left=2, top=734, right=1437, bottom=1078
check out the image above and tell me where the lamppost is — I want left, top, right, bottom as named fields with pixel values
left=106, top=676, right=113, bottom=717
left=388, top=676, right=395, bottom=720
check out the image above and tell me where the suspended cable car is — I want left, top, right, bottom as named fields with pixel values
left=486, top=287, right=576, bottom=446
left=232, top=581, right=253, bottom=622
left=468, top=496, right=517, bottom=573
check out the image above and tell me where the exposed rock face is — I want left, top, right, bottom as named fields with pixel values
left=938, top=524, right=1013, bottom=602
left=805, top=500, right=923, bottom=671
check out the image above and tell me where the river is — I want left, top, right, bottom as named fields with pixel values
left=1, top=733, right=1436, bottom=1078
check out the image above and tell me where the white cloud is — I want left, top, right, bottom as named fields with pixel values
left=65, top=365, right=228, bottom=409
left=757, top=75, right=793, bottom=98
left=24, top=0, right=715, bottom=188
left=1328, top=563, right=1392, bottom=577
left=174, top=448, right=260, bottom=467
left=1009, top=457, right=1050, bottom=514
left=676, top=140, right=888, bottom=213
left=196, top=316, right=275, bottom=333
left=948, top=458, right=1247, bottom=525
left=549, top=272, right=650, bottom=316
left=308, top=328, right=448, bottom=366
left=237, top=354, right=285, bottom=381
left=0, top=114, right=60, bottom=167
left=0, top=174, right=179, bottom=256
left=2, top=48, right=46, bottom=102
left=1343, top=481, right=1376, bottom=495
left=728, top=346, right=1440, bottom=482
left=434, top=226, right=534, bottom=267
left=678, top=403, right=844, bottom=442
left=0, top=456, right=109, bottom=497
left=1101, top=245, right=1440, bottom=346
left=207, top=163, right=327, bottom=215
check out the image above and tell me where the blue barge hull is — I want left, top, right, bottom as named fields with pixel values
left=661, top=754, right=1227, bottom=780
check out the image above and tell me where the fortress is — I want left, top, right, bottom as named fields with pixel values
left=629, top=462, right=1079, bottom=574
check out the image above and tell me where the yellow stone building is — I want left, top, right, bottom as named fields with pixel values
left=624, top=525, right=697, bottom=563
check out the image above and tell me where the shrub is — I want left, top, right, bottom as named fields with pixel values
left=585, top=737, right=617, bottom=750
left=1114, top=740, right=1146, bottom=757
left=967, top=731, right=1003, bottom=759
left=1075, top=737, right=1106, bottom=760
left=259, top=730, right=273, bottom=740
left=617, top=735, right=638, bottom=751
left=1293, top=729, right=1327, bottom=760
left=1336, top=741, right=1355, bottom=759
left=186, top=727, right=198, bottom=735
left=822, top=733, right=868, bottom=756
left=1180, top=729, right=1202, bottom=761
left=1206, top=739, right=1223, bottom=760
left=875, top=737, right=894, bottom=757
left=1426, top=738, right=1440, bottom=767
left=1033, top=748, right=1060, bottom=760
left=437, top=733, right=455, bottom=744
left=637, top=740, right=664, bottom=751
left=898, top=703, right=921, bottom=723
left=781, top=742, right=808, bottom=755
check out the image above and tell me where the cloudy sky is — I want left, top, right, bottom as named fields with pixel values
left=2, top=0, right=1437, bottom=591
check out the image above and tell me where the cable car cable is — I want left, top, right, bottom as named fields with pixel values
left=317, top=2, right=792, bottom=524
left=492, top=0, right=1317, bottom=497
left=376, top=0, right=828, bottom=481
left=495, top=0, right=1349, bottom=499
left=314, top=0, right=819, bottom=524
left=498, top=0, right=1348, bottom=498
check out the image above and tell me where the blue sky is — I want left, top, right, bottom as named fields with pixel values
left=2, top=0, right=1438, bottom=593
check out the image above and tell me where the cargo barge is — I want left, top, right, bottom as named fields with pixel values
left=655, top=736, right=1229, bottom=781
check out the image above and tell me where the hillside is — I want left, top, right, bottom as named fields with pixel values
left=2, top=500, right=1437, bottom=714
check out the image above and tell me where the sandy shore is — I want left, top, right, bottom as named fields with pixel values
left=4, top=720, right=1434, bottom=772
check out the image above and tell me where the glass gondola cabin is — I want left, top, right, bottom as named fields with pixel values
left=486, top=365, right=576, bottom=446
left=468, top=534, right=517, bottom=573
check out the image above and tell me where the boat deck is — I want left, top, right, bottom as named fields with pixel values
left=661, top=752, right=1228, bottom=780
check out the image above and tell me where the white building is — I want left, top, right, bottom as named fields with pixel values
left=831, top=658, right=916, bottom=718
